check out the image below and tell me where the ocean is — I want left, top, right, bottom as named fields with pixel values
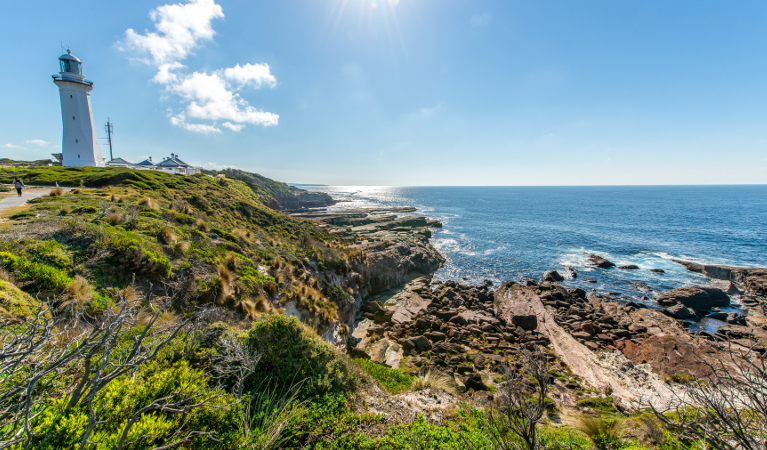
left=305, top=185, right=766, bottom=315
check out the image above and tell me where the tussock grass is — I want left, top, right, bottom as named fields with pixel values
left=48, top=187, right=63, bottom=197
left=104, top=213, right=125, bottom=226
left=173, top=240, right=190, bottom=255
left=71, top=188, right=81, bottom=194
left=59, top=206, right=71, bottom=216
left=63, top=276, right=93, bottom=309
left=159, top=226, right=177, bottom=245
left=411, top=369, right=458, bottom=395
left=232, top=228, right=249, bottom=242
left=196, top=219, right=208, bottom=232
left=138, top=196, right=155, bottom=208
left=574, top=415, right=623, bottom=448
left=224, top=252, right=239, bottom=270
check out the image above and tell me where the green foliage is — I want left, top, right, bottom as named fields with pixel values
left=97, top=226, right=172, bottom=278
left=246, top=315, right=357, bottom=400
left=0, top=251, right=72, bottom=293
left=28, top=361, right=236, bottom=450
left=578, top=396, right=616, bottom=413
left=0, top=279, right=41, bottom=319
left=9, top=210, right=36, bottom=220
left=668, top=372, right=695, bottom=384
left=354, top=358, right=415, bottom=394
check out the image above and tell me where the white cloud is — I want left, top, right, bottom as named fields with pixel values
left=123, top=0, right=223, bottom=66
left=169, top=113, right=221, bottom=134
left=222, top=122, right=244, bottom=131
left=2, top=143, right=25, bottom=150
left=24, top=140, right=50, bottom=147
left=203, top=161, right=241, bottom=170
left=171, top=72, right=279, bottom=127
left=223, top=63, right=276, bottom=88
left=121, top=0, right=278, bottom=133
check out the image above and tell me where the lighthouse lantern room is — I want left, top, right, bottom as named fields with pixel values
left=52, top=49, right=105, bottom=167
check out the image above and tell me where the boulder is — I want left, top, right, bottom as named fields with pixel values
left=412, top=335, right=432, bottom=351
left=654, top=286, right=730, bottom=310
left=542, top=270, right=564, bottom=282
left=586, top=254, right=616, bottom=269
left=665, top=304, right=696, bottom=320
left=424, top=331, right=447, bottom=342
left=618, top=265, right=640, bottom=270
left=464, top=373, right=488, bottom=391
left=650, top=268, right=666, bottom=274
left=565, top=266, right=578, bottom=279
left=584, top=278, right=597, bottom=283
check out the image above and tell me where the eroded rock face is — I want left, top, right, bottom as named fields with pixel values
left=621, top=334, right=716, bottom=378
left=494, top=282, right=538, bottom=331
left=654, top=286, right=730, bottom=310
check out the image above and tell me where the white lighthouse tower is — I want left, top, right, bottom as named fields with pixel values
left=52, top=49, right=105, bottom=167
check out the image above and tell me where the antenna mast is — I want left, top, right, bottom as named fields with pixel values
left=105, top=118, right=114, bottom=161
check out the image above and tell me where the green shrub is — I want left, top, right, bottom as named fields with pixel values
left=246, top=315, right=357, bottom=400
left=354, top=358, right=415, bottom=394
left=578, top=396, right=615, bottom=413
left=0, top=251, right=72, bottom=293
left=9, top=210, right=36, bottom=220
left=29, top=361, right=236, bottom=450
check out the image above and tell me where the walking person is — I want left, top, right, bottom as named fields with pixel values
left=13, top=177, right=25, bottom=197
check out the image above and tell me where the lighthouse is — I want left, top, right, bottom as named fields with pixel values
left=52, top=49, right=105, bottom=167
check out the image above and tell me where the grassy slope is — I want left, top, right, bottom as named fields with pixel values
left=0, top=167, right=359, bottom=325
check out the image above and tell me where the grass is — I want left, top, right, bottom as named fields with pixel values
left=574, top=415, right=624, bottom=449
left=411, top=369, right=458, bottom=395
left=354, top=359, right=416, bottom=394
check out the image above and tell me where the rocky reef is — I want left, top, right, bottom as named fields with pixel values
left=347, top=250, right=767, bottom=411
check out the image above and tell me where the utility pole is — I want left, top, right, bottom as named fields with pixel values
left=105, top=118, right=114, bottom=161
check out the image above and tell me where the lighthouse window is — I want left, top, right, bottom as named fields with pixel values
left=75, top=140, right=78, bottom=143
left=73, top=116, right=76, bottom=120
left=70, top=95, right=73, bottom=98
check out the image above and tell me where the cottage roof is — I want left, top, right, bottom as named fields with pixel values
left=107, top=157, right=133, bottom=165
left=157, top=154, right=190, bottom=167
left=135, top=158, right=156, bottom=166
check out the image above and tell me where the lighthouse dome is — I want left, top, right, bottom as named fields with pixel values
left=58, top=49, right=83, bottom=76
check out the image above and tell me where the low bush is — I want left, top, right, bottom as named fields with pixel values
left=0, top=252, right=72, bottom=293
left=354, top=359, right=415, bottom=394
left=246, top=315, right=357, bottom=400
left=9, top=210, right=36, bottom=220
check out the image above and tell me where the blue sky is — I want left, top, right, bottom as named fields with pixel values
left=1, top=0, right=766, bottom=185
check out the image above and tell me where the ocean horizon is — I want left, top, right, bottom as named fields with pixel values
left=306, top=184, right=767, bottom=296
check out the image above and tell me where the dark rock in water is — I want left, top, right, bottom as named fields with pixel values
left=584, top=278, right=597, bottom=283
left=672, top=259, right=704, bottom=273
left=619, top=265, right=640, bottom=270
left=464, top=373, right=488, bottom=391
left=629, top=281, right=652, bottom=292
left=542, top=270, right=564, bottom=282
left=586, top=254, right=616, bottom=268
left=650, top=268, right=666, bottom=274
left=665, top=304, right=696, bottom=320
left=726, top=313, right=747, bottom=326
left=706, top=312, right=728, bottom=321
left=655, top=286, right=730, bottom=310
left=564, top=266, right=578, bottom=279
